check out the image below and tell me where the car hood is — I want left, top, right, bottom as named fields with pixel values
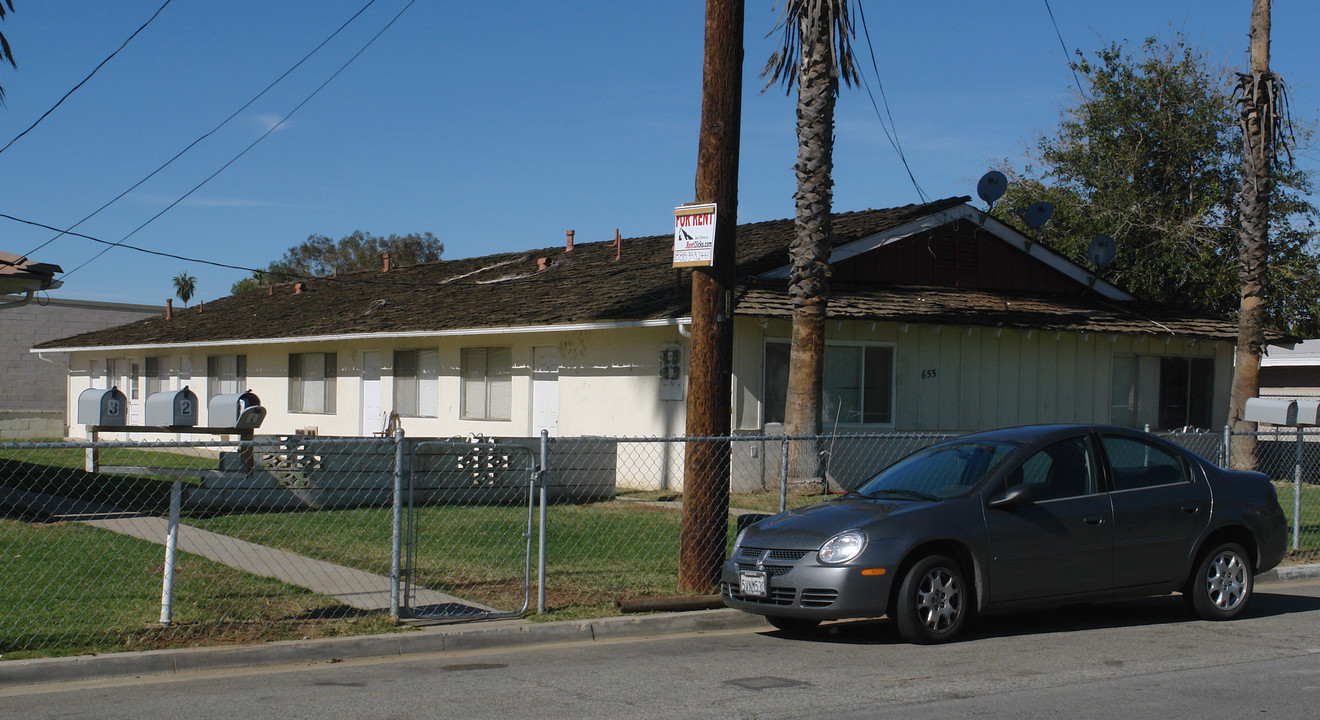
left=743, top=496, right=932, bottom=549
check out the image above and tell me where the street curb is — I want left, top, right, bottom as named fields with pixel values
left=7, top=563, right=1320, bottom=689
left=1256, top=562, right=1320, bottom=584
left=0, top=609, right=769, bottom=688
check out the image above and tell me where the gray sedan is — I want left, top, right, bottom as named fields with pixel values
left=722, top=424, right=1288, bottom=643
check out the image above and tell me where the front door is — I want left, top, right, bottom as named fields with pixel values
left=984, top=436, right=1114, bottom=602
left=360, top=350, right=383, bottom=436
left=530, top=346, right=560, bottom=437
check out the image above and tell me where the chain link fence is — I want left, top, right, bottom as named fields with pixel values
left=3, top=427, right=1319, bottom=659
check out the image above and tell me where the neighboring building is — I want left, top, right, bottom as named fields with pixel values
left=36, top=197, right=1262, bottom=446
left=1261, top=339, right=1320, bottom=399
left=2, top=297, right=162, bottom=439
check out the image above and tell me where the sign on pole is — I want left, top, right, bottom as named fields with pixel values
left=673, top=203, right=717, bottom=267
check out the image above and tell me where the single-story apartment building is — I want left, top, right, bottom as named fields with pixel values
left=36, top=197, right=1261, bottom=446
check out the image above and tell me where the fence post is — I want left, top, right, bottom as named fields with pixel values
left=159, top=475, right=181, bottom=625
left=1295, top=427, right=1303, bottom=552
left=538, top=429, right=549, bottom=615
left=1223, top=425, right=1231, bottom=467
left=779, top=436, right=789, bottom=513
left=390, top=428, right=405, bottom=621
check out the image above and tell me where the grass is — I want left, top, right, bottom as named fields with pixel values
left=189, top=501, right=740, bottom=618
left=0, top=446, right=208, bottom=516
left=0, top=516, right=397, bottom=660
left=1273, top=480, right=1320, bottom=563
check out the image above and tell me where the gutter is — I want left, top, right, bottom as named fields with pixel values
left=33, top=316, right=697, bottom=354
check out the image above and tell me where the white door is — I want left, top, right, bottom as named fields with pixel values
left=531, top=346, right=560, bottom=437
left=361, top=351, right=384, bottom=436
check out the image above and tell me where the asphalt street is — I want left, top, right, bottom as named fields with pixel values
left=4, top=578, right=1319, bottom=719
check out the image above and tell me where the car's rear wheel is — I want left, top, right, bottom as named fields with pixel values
left=766, top=616, right=821, bottom=634
left=1186, top=542, right=1253, bottom=620
left=894, top=555, right=968, bottom=644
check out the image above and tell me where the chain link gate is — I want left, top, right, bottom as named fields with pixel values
left=403, top=439, right=538, bottom=620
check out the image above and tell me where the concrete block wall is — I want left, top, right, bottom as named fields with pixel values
left=1, top=298, right=160, bottom=439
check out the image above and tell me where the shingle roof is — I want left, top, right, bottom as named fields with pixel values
left=34, top=197, right=1253, bottom=349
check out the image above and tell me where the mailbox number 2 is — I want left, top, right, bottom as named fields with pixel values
left=181, top=400, right=193, bottom=415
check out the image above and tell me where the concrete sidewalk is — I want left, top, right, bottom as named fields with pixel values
left=1, top=485, right=490, bottom=613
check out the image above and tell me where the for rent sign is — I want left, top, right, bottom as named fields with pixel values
left=673, top=203, right=717, bottom=267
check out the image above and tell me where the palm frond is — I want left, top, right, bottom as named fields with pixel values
left=762, top=0, right=861, bottom=94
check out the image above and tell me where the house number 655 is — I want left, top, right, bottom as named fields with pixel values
left=921, top=368, right=938, bottom=379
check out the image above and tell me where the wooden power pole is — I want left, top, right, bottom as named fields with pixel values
left=679, top=0, right=743, bottom=593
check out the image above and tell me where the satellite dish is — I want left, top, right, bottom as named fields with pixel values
left=977, top=171, right=1007, bottom=207
left=1019, top=201, right=1054, bottom=229
left=1087, top=235, right=1116, bottom=270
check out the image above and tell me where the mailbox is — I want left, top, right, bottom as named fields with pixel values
left=1296, top=400, right=1320, bottom=426
left=77, top=387, right=128, bottom=426
left=1243, top=397, right=1298, bottom=426
left=208, top=390, right=266, bottom=429
left=146, top=386, right=198, bottom=427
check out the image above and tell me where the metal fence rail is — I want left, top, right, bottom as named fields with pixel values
left=3, top=427, right=1319, bottom=658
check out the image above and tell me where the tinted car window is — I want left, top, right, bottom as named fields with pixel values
left=1102, top=436, right=1188, bottom=490
left=857, top=440, right=1018, bottom=500
left=1003, top=437, right=1096, bottom=501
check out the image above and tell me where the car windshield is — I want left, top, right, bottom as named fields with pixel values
left=856, top=440, right=1019, bottom=500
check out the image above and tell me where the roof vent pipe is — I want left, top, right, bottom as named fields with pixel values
left=565, top=230, right=574, bottom=253
left=537, top=257, right=549, bottom=271
left=613, top=228, right=621, bottom=262
left=382, top=252, right=393, bottom=272
left=165, top=298, right=172, bottom=320
left=294, top=282, right=306, bottom=294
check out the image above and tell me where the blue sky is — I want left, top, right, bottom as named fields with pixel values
left=2, top=1, right=1317, bottom=307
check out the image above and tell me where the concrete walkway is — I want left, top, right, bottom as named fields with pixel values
left=0, top=486, right=494, bottom=614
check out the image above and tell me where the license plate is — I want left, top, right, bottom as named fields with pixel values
left=739, top=570, right=768, bottom=598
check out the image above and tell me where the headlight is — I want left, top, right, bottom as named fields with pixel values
left=818, top=530, right=866, bottom=564
left=733, top=526, right=749, bottom=552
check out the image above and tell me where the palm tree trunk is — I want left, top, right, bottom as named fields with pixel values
left=1229, top=0, right=1272, bottom=471
left=782, top=10, right=838, bottom=494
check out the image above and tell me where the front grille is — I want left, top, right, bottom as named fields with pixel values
left=737, top=547, right=810, bottom=562
left=735, top=562, right=792, bottom=577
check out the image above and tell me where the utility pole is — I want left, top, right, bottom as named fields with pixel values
left=679, top=0, right=742, bottom=593
left=1229, top=0, right=1275, bottom=470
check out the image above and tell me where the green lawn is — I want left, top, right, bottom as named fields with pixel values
left=1274, top=480, right=1320, bottom=562
left=0, top=517, right=395, bottom=660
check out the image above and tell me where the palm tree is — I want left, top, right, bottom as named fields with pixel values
left=1229, top=0, right=1291, bottom=470
left=1, top=1, right=16, bottom=103
left=765, top=0, right=859, bottom=491
left=173, top=271, right=196, bottom=307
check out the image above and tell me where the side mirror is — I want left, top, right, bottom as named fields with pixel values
left=988, top=483, right=1038, bottom=510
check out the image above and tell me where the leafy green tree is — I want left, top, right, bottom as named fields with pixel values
left=172, top=272, right=196, bottom=306
left=256, top=231, right=443, bottom=283
left=995, top=36, right=1320, bottom=336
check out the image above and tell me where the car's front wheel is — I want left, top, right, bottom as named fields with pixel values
left=1186, top=542, right=1253, bottom=620
left=894, top=555, right=968, bottom=644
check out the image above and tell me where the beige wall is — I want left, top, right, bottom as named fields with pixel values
left=63, top=325, right=692, bottom=441
left=733, top=317, right=1233, bottom=434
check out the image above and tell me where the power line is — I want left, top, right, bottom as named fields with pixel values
left=854, top=2, right=928, bottom=203
left=1043, top=0, right=1087, bottom=98
left=0, top=0, right=175, bottom=156
left=21, top=0, right=383, bottom=260
left=55, top=0, right=419, bottom=282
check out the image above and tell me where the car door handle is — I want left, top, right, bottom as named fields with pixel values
left=1084, top=517, right=1105, bottom=525
left=1181, top=505, right=1201, bottom=514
